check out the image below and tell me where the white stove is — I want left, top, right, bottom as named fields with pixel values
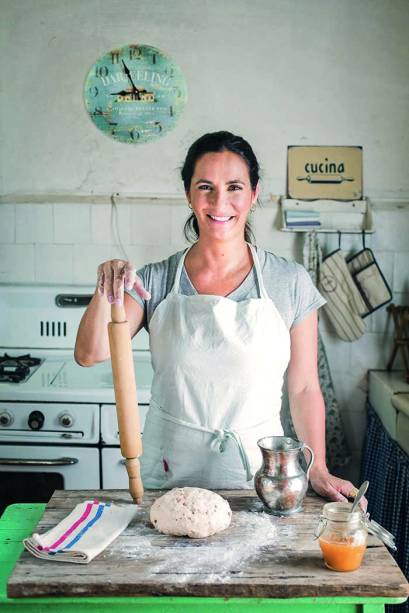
left=0, top=284, right=153, bottom=514
left=0, top=352, right=152, bottom=403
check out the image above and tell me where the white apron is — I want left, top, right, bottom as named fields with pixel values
left=141, top=243, right=291, bottom=489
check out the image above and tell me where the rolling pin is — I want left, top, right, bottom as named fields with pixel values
left=108, top=302, right=143, bottom=504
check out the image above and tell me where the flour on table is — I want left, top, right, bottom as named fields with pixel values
left=150, top=487, right=232, bottom=538
left=105, top=506, right=278, bottom=580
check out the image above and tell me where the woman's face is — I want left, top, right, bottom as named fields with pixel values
left=187, top=150, right=259, bottom=242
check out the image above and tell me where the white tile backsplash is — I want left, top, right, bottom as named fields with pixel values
left=368, top=303, right=393, bottom=334
left=130, top=205, right=172, bottom=246
left=16, top=204, right=53, bottom=244
left=372, top=209, right=409, bottom=252
left=54, top=204, right=91, bottom=244
left=393, top=252, right=409, bottom=292
left=34, top=244, right=73, bottom=283
left=332, top=370, right=368, bottom=411
left=0, top=244, right=35, bottom=282
left=394, top=291, right=409, bottom=306
left=91, top=203, right=131, bottom=246
left=145, top=244, right=180, bottom=265
left=124, top=244, right=161, bottom=270
left=0, top=205, right=15, bottom=243
left=350, top=332, right=393, bottom=372
left=170, top=205, right=191, bottom=249
left=72, top=244, right=124, bottom=285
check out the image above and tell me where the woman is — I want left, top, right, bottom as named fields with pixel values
left=75, top=131, right=362, bottom=504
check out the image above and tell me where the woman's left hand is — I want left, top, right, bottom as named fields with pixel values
left=309, top=465, right=368, bottom=512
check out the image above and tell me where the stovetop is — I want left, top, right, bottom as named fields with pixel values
left=0, top=284, right=154, bottom=404
left=0, top=351, right=153, bottom=403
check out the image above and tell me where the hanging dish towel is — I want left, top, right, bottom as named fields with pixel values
left=23, top=500, right=138, bottom=564
left=318, top=249, right=367, bottom=341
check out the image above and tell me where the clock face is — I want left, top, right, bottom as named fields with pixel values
left=84, top=44, right=187, bottom=144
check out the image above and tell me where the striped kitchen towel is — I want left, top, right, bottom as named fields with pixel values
left=318, top=249, right=367, bottom=342
left=23, top=500, right=138, bottom=564
left=285, top=210, right=321, bottom=228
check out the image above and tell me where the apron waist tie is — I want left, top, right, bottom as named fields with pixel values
left=210, top=429, right=253, bottom=481
left=150, top=401, right=259, bottom=482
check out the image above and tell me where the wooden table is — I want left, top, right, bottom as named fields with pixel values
left=1, top=489, right=408, bottom=612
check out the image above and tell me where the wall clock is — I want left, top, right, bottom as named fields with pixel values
left=84, top=44, right=187, bottom=144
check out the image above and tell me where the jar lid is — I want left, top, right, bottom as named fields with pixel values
left=320, top=502, right=397, bottom=551
left=362, top=515, right=397, bottom=551
left=322, top=502, right=361, bottom=523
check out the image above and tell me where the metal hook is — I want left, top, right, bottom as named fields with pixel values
left=362, top=229, right=366, bottom=249
left=338, top=230, right=342, bottom=250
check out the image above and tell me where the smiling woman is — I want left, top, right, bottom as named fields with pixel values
left=182, top=132, right=259, bottom=245
left=75, top=130, right=365, bottom=507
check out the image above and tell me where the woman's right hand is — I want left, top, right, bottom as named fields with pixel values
left=97, top=259, right=151, bottom=304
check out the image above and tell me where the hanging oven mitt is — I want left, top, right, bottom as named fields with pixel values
left=318, top=249, right=367, bottom=342
left=346, top=247, right=392, bottom=316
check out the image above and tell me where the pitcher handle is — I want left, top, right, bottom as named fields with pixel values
left=302, top=443, right=315, bottom=479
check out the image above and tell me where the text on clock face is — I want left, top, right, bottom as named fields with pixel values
left=97, top=69, right=172, bottom=88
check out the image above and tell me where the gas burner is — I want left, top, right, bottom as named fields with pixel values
left=0, top=364, right=30, bottom=383
left=0, top=354, right=43, bottom=383
left=0, top=353, right=42, bottom=368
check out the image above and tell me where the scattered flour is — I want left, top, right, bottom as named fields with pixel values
left=105, top=506, right=278, bottom=580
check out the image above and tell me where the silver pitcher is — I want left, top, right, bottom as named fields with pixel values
left=254, top=436, right=315, bottom=515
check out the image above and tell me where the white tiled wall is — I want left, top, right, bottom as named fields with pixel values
left=0, top=205, right=15, bottom=243
left=315, top=209, right=409, bottom=481
left=0, top=199, right=408, bottom=482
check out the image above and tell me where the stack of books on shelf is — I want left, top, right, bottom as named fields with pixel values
left=285, top=210, right=321, bottom=229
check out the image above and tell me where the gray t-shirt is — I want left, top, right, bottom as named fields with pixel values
left=126, top=246, right=326, bottom=332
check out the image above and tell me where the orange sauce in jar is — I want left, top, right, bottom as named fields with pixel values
left=319, top=536, right=367, bottom=571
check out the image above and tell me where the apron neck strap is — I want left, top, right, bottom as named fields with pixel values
left=247, top=243, right=269, bottom=299
left=171, top=245, right=193, bottom=294
left=171, top=242, right=268, bottom=299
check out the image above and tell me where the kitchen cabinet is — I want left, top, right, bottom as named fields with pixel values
left=362, top=370, right=409, bottom=613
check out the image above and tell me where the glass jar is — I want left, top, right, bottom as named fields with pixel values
left=315, top=502, right=368, bottom=572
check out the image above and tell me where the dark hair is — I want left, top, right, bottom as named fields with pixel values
left=181, top=131, right=260, bottom=244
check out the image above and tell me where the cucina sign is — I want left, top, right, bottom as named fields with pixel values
left=287, top=146, right=362, bottom=200
left=304, top=159, right=345, bottom=174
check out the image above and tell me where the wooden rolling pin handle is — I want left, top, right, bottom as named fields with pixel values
left=111, top=302, right=126, bottom=323
left=126, top=457, right=144, bottom=504
left=109, top=301, right=144, bottom=504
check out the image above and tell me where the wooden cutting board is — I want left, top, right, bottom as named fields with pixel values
left=7, top=489, right=409, bottom=599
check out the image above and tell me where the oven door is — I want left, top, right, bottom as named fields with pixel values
left=101, top=447, right=128, bottom=489
left=100, top=403, right=148, bottom=489
left=0, top=445, right=100, bottom=516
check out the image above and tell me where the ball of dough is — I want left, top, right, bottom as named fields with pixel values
left=150, top=487, right=232, bottom=538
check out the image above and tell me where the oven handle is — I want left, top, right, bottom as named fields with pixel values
left=0, top=457, right=79, bottom=466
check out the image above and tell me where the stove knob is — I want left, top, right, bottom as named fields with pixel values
left=0, top=411, right=13, bottom=427
left=59, top=413, right=74, bottom=428
left=28, top=410, right=45, bottom=430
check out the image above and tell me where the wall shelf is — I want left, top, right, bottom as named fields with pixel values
left=279, top=197, right=374, bottom=234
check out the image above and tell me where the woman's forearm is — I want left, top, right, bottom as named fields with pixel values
left=74, top=291, right=112, bottom=366
left=288, top=388, right=327, bottom=470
